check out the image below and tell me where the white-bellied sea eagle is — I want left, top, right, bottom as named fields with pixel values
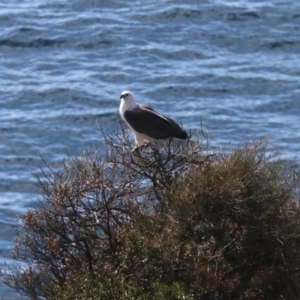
left=119, top=91, right=188, bottom=151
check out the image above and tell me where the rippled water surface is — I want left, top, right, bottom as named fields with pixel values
left=1, top=0, right=300, bottom=298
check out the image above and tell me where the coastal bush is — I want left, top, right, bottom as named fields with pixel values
left=1, top=129, right=300, bottom=300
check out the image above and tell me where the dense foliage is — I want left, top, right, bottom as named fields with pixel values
left=1, top=130, right=300, bottom=300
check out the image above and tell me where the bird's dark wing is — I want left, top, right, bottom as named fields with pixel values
left=124, top=105, right=187, bottom=139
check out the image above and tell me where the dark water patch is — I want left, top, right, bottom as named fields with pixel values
left=152, top=7, right=202, bottom=22
left=264, top=40, right=299, bottom=50
left=0, top=37, right=66, bottom=49
left=71, top=0, right=129, bottom=10
left=140, top=47, right=208, bottom=62
left=19, top=27, right=35, bottom=32
left=224, top=11, right=260, bottom=21
left=77, top=39, right=114, bottom=49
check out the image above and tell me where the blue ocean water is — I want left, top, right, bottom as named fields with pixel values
left=1, top=0, right=300, bottom=298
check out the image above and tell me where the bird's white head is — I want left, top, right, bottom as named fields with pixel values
left=120, top=91, right=135, bottom=103
left=119, top=90, right=137, bottom=116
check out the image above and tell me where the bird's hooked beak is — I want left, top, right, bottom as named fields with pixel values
left=120, top=92, right=129, bottom=101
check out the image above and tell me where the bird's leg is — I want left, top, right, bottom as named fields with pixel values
left=131, top=139, right=153, bottom=155
left=131, top=145, right=141, bottom=155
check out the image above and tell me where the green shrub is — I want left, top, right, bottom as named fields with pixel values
left=1, top=131, right=300, bottom=300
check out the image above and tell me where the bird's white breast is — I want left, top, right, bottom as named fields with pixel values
left=119, top=98, right=137, bottom=119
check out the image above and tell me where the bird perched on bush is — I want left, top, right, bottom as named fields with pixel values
left=119, top=91, right=188, bottom=151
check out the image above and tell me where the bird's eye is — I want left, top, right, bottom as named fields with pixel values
left=120, top=93, right=129, bottom=100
